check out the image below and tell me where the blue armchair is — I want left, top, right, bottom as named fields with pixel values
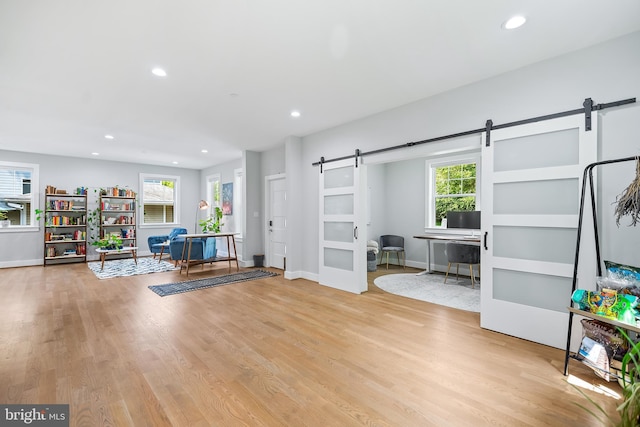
left=169, top=235, right=217, bottom=266
left=148, top=228, right=188, bottom=258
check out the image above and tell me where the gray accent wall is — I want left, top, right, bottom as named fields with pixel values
left=292, top=31, right=640, bottom=278
left=0, top=150, right=200, bottom=267
left=1, top=31, right=639, bottom=276
left=244, top=151, right=262, bottom=263
left=200, top=158, right=243, bottom=260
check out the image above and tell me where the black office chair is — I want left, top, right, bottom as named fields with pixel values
left=379, top=235, right=405, bottom=270
left=444, top=242, right=480, bottom=288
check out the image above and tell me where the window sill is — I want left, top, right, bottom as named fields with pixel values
left=0, top=226, right=40, bottom=233
left=423, top=227, right=479, bottom=236
left=139, top=223, right=182, bottom=230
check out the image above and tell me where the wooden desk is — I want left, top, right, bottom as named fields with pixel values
left=413, top=233, right=480, bottom=274
left=178, top=232, right=239, bottom=276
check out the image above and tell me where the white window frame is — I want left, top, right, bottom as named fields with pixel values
left=139, top=173, right=180, bottom=228
left=425, top=152, right=481, bottom=231
left=0, top=161, right=39, bottom=232
left=233, top=168, right=244, bottom=238
left=206, top=173, right=221, bottom=209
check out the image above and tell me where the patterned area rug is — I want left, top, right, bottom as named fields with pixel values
left=88, top=257, right=178, bottom=279
left=149, top=269, right=279, bottom=297
left=374, top=273, right=480, bottom=312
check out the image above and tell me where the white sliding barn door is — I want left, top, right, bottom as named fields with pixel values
left=481, top=114, right=597, bottom=349
left=319, top=159, right=367, bottom=294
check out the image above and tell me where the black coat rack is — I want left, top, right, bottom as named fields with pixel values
left=563, top=155, right=638, bottom=376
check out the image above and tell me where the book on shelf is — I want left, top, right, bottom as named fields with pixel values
left=120, top=228, right=135, bottom=238
left=104, top=187, right=136, bottom=198
left=101, top=202, right=133, bottom=210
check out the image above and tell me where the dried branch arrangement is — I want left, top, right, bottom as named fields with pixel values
left=614, top=157, right=640, bottom=227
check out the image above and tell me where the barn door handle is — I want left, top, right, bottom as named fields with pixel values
left=354, top=226, right=358, bottom=239
left=484, top=232, right=488, bottom=250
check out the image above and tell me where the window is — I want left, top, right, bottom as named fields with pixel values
left=140, top=174, right=180, bottom=225
left=426, top=154, right=480, bottom=228
left=0, top=161, right=39, bottom=228
left=206, top=174, right=221, bottom=209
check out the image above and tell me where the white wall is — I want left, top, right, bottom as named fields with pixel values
left=284, top=137, right=303, bottom=278
left=295, top=31, right=640, bottom=278
left=243, top=151, right=262, bottom=262
left=2, top=32, right=639, bottom=275
left=261, top=145, right=286, bottom=177
left=364, top=163, right=386, bottom=247
left=200, top=158, right=243, bottom=259
left=0, top=150, right=200, bottom=267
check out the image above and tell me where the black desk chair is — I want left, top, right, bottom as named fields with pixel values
left=379, top=235, right=405, bottom=270
left=444, top=242, right=480, bottom=288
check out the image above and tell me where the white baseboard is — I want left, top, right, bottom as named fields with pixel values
left=0, top=259, right=42, bottom=268
left=283, top=270, right=305, bottom=280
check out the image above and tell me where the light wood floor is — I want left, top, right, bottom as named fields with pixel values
left=0, top=261, right=620, bottom=426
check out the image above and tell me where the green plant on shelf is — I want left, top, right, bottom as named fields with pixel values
left=92, top=234, right=123, bottom=250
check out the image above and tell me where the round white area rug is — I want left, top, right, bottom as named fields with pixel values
left=373, top=273, right=480, bottom=312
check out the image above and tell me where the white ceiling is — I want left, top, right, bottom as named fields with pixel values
left=1, top=1, right=639, bottom=170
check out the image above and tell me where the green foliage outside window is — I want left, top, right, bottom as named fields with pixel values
left=212, top=180, right=220, bottom=204
left=435, top=163, right=476, bottom=226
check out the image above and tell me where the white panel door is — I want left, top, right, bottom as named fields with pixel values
left=481, top=114, right=597, bottom=349
left=319, top=159, right=367, bottom=294
left=268, top=176, right=286, bottom=270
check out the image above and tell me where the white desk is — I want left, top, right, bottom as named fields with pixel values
left=178, top=232, right=239, bottom=276
left=413, top=234, right=480, bottom=274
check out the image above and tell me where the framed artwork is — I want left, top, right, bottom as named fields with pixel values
left=222, top=182, right=233, bottom=215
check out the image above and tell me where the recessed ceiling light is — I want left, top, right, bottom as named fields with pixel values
left=104, top=134, right=114, bottom=140
left=201, top=149, right=208, bottom=153
left=291, top=110, right=301, bottom=118
left=152, top=67, right=167, bottom=77
left=503, top=15, right=526, bottom=30
left=172, top=161, right=178, bottom=165
left=91, top=152, right=100, bottom=156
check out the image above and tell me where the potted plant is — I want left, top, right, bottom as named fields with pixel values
left=92, top=234, right=123, bottom=250
left=199, top=206, right=224, bottom=233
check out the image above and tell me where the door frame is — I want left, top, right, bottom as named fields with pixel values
left=265, top=173, right=286, bottom=269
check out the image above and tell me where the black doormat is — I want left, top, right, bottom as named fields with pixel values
left=148, top=269, right=278, bottom=297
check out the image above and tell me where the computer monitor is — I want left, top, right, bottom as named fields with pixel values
left=446, top=211, right=481, bottom=230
